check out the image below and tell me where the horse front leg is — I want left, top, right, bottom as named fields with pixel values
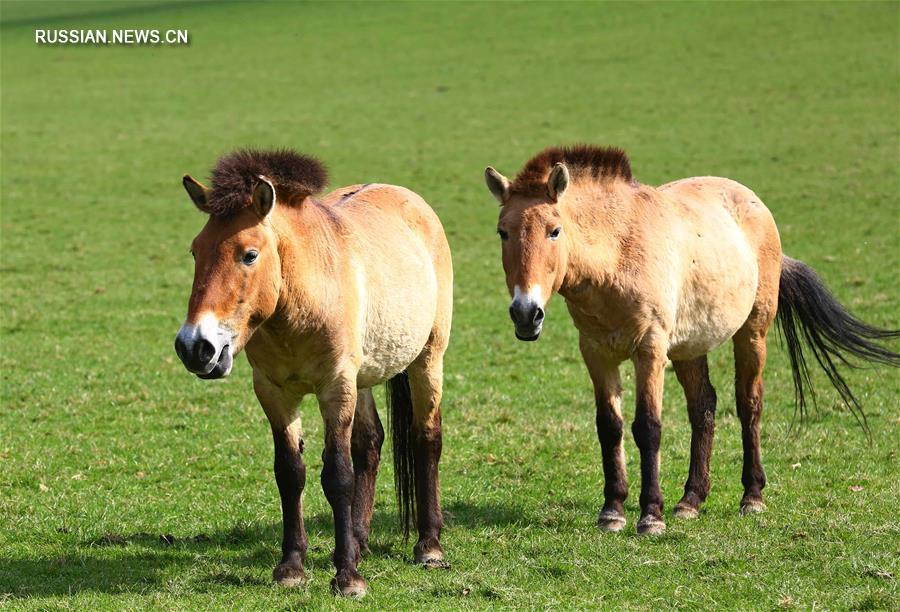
left=579, top=338, right=628, bottom=531
left=253, top=374, right=308, bottom=587
left=318, top=377, right=367, bottom=598
left=632, top=346, right=667, bottom=535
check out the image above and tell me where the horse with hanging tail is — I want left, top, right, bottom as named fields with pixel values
left=175, top=149, right=452, bottom=597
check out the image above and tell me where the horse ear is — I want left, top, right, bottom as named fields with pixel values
left=252, top=176, right=276, bottom=218
left=484, top=166, right=510, bottom=205
left=547, top=163, right=569, bottom=202
left=183, top=175, right=211, bottom=211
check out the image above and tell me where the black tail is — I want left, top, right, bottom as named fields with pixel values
left=776, top=256, right=900, bottom=433
left=386, top=371, right=415, bottom=539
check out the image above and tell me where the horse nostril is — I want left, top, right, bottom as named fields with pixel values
left=510, top=302, right=544, bottom=328
left=195, top=338, right=216, bottom=364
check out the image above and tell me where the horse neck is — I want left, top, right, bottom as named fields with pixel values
left=558, top=179, right=638, bottom=300
left=270, top=200, right=345, bottom=332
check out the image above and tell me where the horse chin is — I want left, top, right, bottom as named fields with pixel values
left=515, top=328, right=542, bottom=342
left=197, top=347, right=233, bottom=380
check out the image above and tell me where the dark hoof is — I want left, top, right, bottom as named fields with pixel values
left=673, top=503, right=700, bottom=520
left=415, top=548, right=449, bottom=569
left=740, top=499, right=767, bottom=516
left=597, top=509, right=627, bottom=532
left=273, top=562, right=306, bottom=587
left=419, top=555, right=451, bottom=570
left=331, top=569, right=367, bottom=598
left=636, top=515, right=666, bottom=535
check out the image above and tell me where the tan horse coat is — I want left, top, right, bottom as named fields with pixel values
left=176, top=151, right=451, bottom=597
left=558, top=175, right=780, bottom=363
left=244, top=183, right=452, bottom=396
left=486, top=144, right=897, bottom=536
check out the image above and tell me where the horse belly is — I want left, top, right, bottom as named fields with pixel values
left=355, top=257, right=438, bottom=388
left=668, top=228, right=759, bottom=360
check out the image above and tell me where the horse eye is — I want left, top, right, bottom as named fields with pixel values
left=549, top=227, right=561, bottom=240
left=242, top=250, right=259, bottom=265
left=189, top=249, right=195, bottom=259
left=497, top=229, right=509, bottom=241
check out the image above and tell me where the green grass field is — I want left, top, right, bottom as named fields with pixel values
left=1, top=1, right=898, bottom=609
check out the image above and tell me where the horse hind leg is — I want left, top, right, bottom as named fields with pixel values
left=405, top=336, right=448, bottom=568
left=672, top=355, right=717, bottom=519
left=733, top=323, right=771, bottom=515
left=351, top=388, right=385, bottom=556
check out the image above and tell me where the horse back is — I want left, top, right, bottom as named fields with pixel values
left=658, top=177, right=780, bottom=254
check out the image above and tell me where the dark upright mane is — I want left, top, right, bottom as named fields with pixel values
left=207, top=149, right=328, bottom=216
left=509, top=145, right=633, bottom=196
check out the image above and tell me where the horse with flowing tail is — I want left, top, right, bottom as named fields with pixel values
left=175, top=149, right=452, bottom=597
left=484, top=145, right=899, bottom=535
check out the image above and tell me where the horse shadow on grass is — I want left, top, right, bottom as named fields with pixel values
left=0, top=501, right=528, bottom=599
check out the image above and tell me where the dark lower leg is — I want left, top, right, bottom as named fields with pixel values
left=673, top=357, right=717, bottom=513
left=412, top=417, right=443, bottom=562
left=680, top=401, right=716, bottom=510
left=734, top=334, right=768, bottom=512
left=406, top=352, right=447, bottom=566
left=737, top=385, right=766, bottom=505
left=271, top=425, right=307, bottom=585
left=596, top=402, right=628, bottom=519
left=579, top=349, right=627, bottom=529
left=632, top=352, right=666, bottom=532
left=350, top=398, right=384, bottom=555
left=632, top=410, right=663, bottom=521
left=322, top=434, right=364, bottom=593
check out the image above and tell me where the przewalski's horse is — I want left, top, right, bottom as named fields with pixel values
left=174, top=149, right=452, bottom=597
left=484, top=145, right=899, bottom=535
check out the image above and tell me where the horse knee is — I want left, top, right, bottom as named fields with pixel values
left=596, top=404, right=624, bottom=446
left=321, top=445, right=354, bottom=506
left=273, top=430, right=306, bottom=490
left=631, top=412, right=661, bottom=451
left=275, top=451, right=306, bottom=491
